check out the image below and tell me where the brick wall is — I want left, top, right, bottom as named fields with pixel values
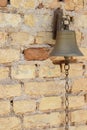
left=0, top=0, right=87, bottom=130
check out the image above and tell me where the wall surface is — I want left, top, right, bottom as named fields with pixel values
left=0, top=0, right=87, bottom=130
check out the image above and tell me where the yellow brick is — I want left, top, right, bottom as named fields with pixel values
left=76, top=30, right=82, bottom=45
left=36, top=36, right=55, bottom=45
left=69, top=96, right=85, bottom=109
left=36, top=125, right=87, bottom=130
left=24, top=14, right=35, bottom=27
left=24, top=128, right=63, bottom=130
left=36, top=32, right=55, bottom=45
left=74, top=14, right=87, bottom=28
left=70, top=63, right=83, bottom=77
left=65, top=63, right=83, bottom=78
left=71, top=110, right=87, bottom=123
left=70, top=126, right=87, bottom=130
left=65, top=0, right=83, bottom=10
left=24, top=112, right=63, bottom=129
left=0, top=67, right=9, bottom=80
left=0, top=49, right=20, bottom=63
left=39, top=65, right=60, bottom=78
left=11, top=0, right=35, bottom=9
left=39, top=97, right=61, bottom=112
left=41, top=15, right=52, bottom=29
left=43, top=0, right=54, bottom=8
left=0, top=84, right=21, bottom=99
left=14, top=100, right=36, bottom=114
left=65, top=0, right=76, bottom=10
left=73, top=126, right=87, bottom=130
left=10, top=32, right=34, bottom=46
left=24, top=81, right=64, bottom=98
left=72, top=78, right=87, bottom=93
left=82, top=34, right=87, bottom=47
left=11, top=64, right=36, bottom=80
left=0, top=117, right=21, bottom=130
left=48, top=0, right=61, bottom=9
left=23, top=0, right=35, bottom=9
left=10, top=0, right=22, bottom=8
left=0, top=32, right=8, bottom=46
left=74, top=0, right=83, bottom=10
left=0, top=101, right=10, bottom=115
left=36, top=128, right=63, bottom=130
left=0, top=13, right=21, bottom=27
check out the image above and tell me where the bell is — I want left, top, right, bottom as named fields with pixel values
left=50, top=30, right=83, bottom=57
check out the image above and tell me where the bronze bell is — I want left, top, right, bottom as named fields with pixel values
left=50, top=30, right=83, bottom=57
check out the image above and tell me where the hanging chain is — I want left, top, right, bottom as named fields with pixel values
left=64, top=61, right=70, bottom=130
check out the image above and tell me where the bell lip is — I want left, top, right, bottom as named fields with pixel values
left=50, top=51, right=83, bottom=57
left=50, top=54, right=83, bottom=57
left=50, top=50, right=83, bottom=57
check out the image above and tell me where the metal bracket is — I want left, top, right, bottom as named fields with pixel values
left=53, top=8, right=73, bottom=39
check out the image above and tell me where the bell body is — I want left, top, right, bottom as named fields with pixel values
left=50, top=30, right=83, bottom=57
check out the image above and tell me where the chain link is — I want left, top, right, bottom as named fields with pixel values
left=64, top=62, right=70, bottom=130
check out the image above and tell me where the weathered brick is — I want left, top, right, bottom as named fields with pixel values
left=24, top=112, right=63, bottom=129
left=70, top=63, right=83, bottom=77
left=39, top=97, right=61, bottom=112
left=10, top=0, right=22, bottom=8
left=11, top=64, right=36, bottom=80
left=71, top=110, right=87, bottom=123
left=0, top=0, right=7, bottom=7
left=0, top=1, right=87, bottom=130
left=11, top=0, right=35, bottom=9
left=0, top=49, right=20, bottom=63
left=10, top=32, right=34, bottom=46
left=69, top=126, right=87, bottom=130
left=65, top=0, right=75, bottom=11
left=49, top=129, right=62, bottom=130
left=72, top=78, right=87, bottom=93
left=0, top=117, right=21, bottom=130
left=0, top=101, right=10, bottom=115
left=24, top=48, right=50, bottom=60
left=46, top=126, right=87, bottom=130
left=36, top=32, right=55, bottom=45
left=74, top=0, right=83, bottom=10
left=0, top=13, right=21, bottom=27
left=40, top=14, right=52, bottom=30
left=22, top=0, right=35, bottom=9
left=69, top=96, right=85, bottom=109
left=0, top=32, right=8, bottom=46
left=14, top=100, right=36, bottom=114
left=81, top=33, right=87, bottom=46
left=74, top=14, right=87, bottom=29
left=39, top=64, right=60, bottom=78
left=76, top=31, right=82, bottom=45
left=67, top=63, right=83, bottom=78
left=65, top=0, right=83, bottom=10
left=33, top=128, right=62, bottom=130
left=0, top=84, right=21, bottom=99
left=76, top=126, right=87, bottom=130
left=24, top=81, right=64, bottom=98
left=48, top=0, right=61, bottom=9
left=42, top=0, right=60, bottom=8
left=0, top=67, right=9, bottom=80
left=24, top=14, right=35, bottom=27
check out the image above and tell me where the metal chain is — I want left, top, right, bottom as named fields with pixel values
left=64, top=62, right=70, bottom=130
